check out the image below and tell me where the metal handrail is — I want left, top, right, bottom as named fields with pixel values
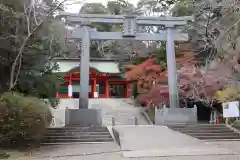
left=140, top=107, right=154, bottom=125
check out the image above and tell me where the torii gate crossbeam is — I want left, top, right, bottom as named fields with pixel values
left=59, top=12, right=193, bottom=110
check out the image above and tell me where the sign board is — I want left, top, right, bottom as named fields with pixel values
left=222, top=101, right=240, bottom=118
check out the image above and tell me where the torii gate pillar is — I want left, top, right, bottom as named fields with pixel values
left=166, top=26, right=179, bottom=108
left=154, top=26, right=198, bottom=125
left=65, top=26, right=102, bottom=126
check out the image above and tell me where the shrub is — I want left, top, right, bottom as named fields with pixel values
left=232, top=119, right=240, bottom=129
left=0, top=92, right=53, bottom=146
left=214, top=85, right=240, bottom=103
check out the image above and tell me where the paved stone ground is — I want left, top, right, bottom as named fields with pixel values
left=22, top=99, right=240, bottom=159
left=123, top=155, right=240, bottom=160
left=50, top=98, right=148, bottom=127
left=90, top=99, right=148, bottom=125
left=18, top=127, right=240, bottom=160
left=30, top=142, right=122, bottom=160
left=208, top=141, right=240, bottom=153
left=115, top=125, right=240, bottom=160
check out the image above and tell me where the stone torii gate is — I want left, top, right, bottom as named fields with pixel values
left=59, top=12, right=196, bottom=126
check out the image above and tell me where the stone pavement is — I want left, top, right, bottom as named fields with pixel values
left=50, top=98, right=148, bottom=127
left=114, top=125, right=240, bottom=159
left=90, top=98, right=148, bottom=125
left=18, top=126, right=240, bottom=160
left=34, top=100, right=240, bottom=159
left=30, top=142, right=122, bottom=160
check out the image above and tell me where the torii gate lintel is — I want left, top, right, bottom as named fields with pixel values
left=60, top=12, right=193, bottom=110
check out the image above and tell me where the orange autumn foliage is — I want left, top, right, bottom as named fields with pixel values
left=125, top=42, right=230, bottom=107
left=125, top=43, right=196, bottom=94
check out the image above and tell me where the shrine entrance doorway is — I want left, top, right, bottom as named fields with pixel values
left=109, top=84, right=125, bottom=98
left=56, top=66, right=132, bottom=99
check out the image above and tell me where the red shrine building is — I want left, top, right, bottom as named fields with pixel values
left=54, top=58, right=132, bottom=99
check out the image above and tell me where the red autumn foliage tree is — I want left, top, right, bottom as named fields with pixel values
left=125, top=42, right=233, bottom=107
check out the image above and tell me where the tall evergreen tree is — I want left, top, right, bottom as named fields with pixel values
left=0, top=0, right=69, bottom=107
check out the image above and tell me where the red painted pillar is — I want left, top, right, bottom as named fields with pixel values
left=105, top=80, right=109, bottom=98
left=92, top=78, right=97, bottom=98
left=124, top=83, right=129, bottom=98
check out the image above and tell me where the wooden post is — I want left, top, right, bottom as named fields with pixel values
left=124, top=83, right=128, bottom=98
left=105, top=80, right=109, bottom=98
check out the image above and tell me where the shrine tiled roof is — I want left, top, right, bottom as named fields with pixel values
left=66, top=66, right=125, bottom=79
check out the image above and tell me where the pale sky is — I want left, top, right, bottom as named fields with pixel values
left=65, top=0, right=140, bottom=13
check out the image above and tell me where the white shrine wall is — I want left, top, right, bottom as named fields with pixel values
left=52, top=58, right=120, bottom=73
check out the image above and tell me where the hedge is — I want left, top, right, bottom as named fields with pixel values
left=0, top=92, right=53, bottom=147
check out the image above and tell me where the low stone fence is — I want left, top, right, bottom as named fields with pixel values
left=155, top=105, right=197, bottom=125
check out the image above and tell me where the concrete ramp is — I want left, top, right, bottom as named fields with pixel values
left=113, top=125, right=237, bottom=158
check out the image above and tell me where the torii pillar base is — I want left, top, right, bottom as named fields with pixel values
left=65, top=108, right=102, bottom=126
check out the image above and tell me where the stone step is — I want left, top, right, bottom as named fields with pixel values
left=168, top=124, right=226, bottom=126
left=168, top=125, right=226, bottom=128
left=168, top=125, right=228, bottom=129
left=46, top=126, right=108, bottom=130
left=194, top=135, right=240, bottom=140
left=172, top=129, right=233, bottom=134
left=171, top=128, right=230, bottom=131
left=41, top=137, right=113, bottom=143
left=204, top=139, right=240, bottom=142
left=41, top=126, right=113, bottom=145
left=40, top=142, right=109, bottom=145
left=168, top=124, right=240, bottom=141
left=42, top=135, right=112, bottom=140
left=175, top=129, right=233, bottom=133
left=44, top=132, right=110, bottom=136
left=45, top=128, right=108, bottom=133
left=170, top=127, right=229, bottom=130
left=184, top=132, right=239, bottom=136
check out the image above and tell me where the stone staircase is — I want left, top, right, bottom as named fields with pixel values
left=90, top=99, right=149, bottom=125
left=41, top=126, right=113, bottom=145
left=168, top=124, right=240, bottom=141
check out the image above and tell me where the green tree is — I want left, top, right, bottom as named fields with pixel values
left=171, top=0, right=194, bottom=16
left=0, top=0, right=67, bottom=106
left=79, top=0, right=150, bottom=71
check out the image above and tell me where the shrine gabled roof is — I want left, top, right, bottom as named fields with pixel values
left=67, top=66, right=125, bottom=79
